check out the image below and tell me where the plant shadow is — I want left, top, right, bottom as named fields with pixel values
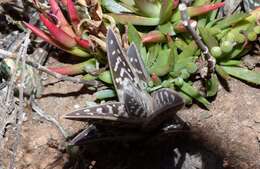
left=63, top=132, right=225, bottom=169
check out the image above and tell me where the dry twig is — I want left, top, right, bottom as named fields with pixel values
left=179, top=1, right=216, bottom=78
left=8, top=32, right=30, bottom=169
left=0, top=49, right=102, bottom=87
left=31, top=98, right=68, bottom=138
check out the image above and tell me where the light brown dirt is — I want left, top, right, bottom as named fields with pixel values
left=1, top=74, right=260, bottom=169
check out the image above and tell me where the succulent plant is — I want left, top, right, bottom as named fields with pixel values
left=102, top=0, right=224, bottom=27
left=23, top=0, right=260, bottom=108
left=23, top=0, right=113, bottom=75
left=120, top=2, right=260, bottom=107
left=23, top=0, right=108, bottom=58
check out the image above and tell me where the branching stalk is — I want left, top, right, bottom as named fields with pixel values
left=179, top=1, right=216, bottom=78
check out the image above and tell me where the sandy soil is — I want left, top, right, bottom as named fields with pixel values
left=1, top=71, right=260, bottom=169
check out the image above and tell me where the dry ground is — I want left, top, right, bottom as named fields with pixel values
left=1, top=67, right=260, bottom=169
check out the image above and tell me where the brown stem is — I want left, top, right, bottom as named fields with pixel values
left=179, top=2, right=216, bottom=79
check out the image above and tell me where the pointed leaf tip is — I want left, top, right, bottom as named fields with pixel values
left=190, top=2, right=225, bottom=17
left=49, top=0, right=76, bottom=37
left=40, top=14, right=77, bottom=48
left=173, top=0, right=179, bottom=9
left=67, top=0, right=80, bottom=25
left=23, top=21, right=66, bottom=49
left=141, top=31, right=166, bottom=43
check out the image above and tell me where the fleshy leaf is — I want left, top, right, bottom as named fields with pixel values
left=149, top=48, right=173, bottom=76
left=94, top=89, right=116, bottom=100
left=40, top=14, right=77, bottom=48
left=159, top=0, right=173, bottom=24
left=98, top=70, right=113, bottom=84
left=128, top=24, right=142, bottom=49
left=49, top=0, right=75, bottom=37
left=109, top=13, right=160, bottom=26
left=48, top=60, right=93, bottom=75
left=206, top=74, right=219, bottom=97
left=188, top=2, right=225, bottom=17
left=101, top=0, right=133, bottom=13
left=215, top=65, right=230, bottom=80
left=221, top=66, right=260, bottom=85
left=159, top=22, right=174, bottom=34
left=67, top=0, right=80, bottom=26
left=75, top=37, right=92, bottom=49
left=134, top=0, right=161, bottom=18
left=142, top=31, right=166, bottom=43
left=214, top=13, right=249, bottom=29
left=68, top=47, right=90, bottom=57
left=172, top=2, right=225, bottom=22
left=192, top=0, right=210, bottom=6
left=23, top=22, right=66, bottom=50
left=198, top=26, right=218, bottom=49
left=177, top=80, right=210, bottom=108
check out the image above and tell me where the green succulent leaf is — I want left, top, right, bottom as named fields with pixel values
left=178, top=91, right=193, bottom=105
left=214, top=13, right=249, bottom=29
left=69, top=46, right=90, bottom=57
left=109, top=13, right=160, bottom=26
left=174, top=38, right=189, bottom=50
left=120, top=0, right=135, bottom=6
left=95, top=89, right=116, bottom=100
left=171, top=57, right=197, bottom=78
left=82, top=74, right=97, bottom=81
left=83, top=58, right=98, bottom=73
left=198, top=27, right=218, bottom=49
left=178, top=41, right=198, bottom=58
left=98, top=70, right=113, bottom=84
left=159, top=22, right=174, bottom=35
left=177, top=81, right=210, bottom=108
left=221, top=66, right=260, bottom=85
left=159, top=0, right=173, bottom=24
left=220, top=60, right=241, bottom=66
left=101, top=0, right=133, bottom=13
left=215, top=65, right=230, bottom=80
left=146, top=44, right=161, bottom=68
left=149, top=47, right=173, bottom=76
left=128, top=24, right=142, bottom=49
left=229, top=44, right=252, bottom=59
left=192, top=0, right=210, bottom=6
left=206, top=73, right=219, bottom=97
left=134, top=0, right=161, bottom=18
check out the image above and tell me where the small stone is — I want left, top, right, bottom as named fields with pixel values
left=254, top=111, right=260, bottom=123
